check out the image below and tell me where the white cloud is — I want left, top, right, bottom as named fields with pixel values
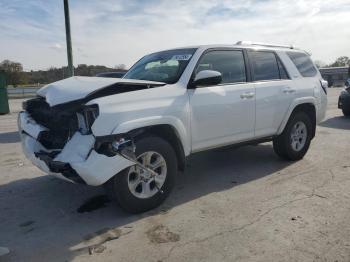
left=49, top=43, right=63, bottom=51
left=0, top=0, right=349, bottom=70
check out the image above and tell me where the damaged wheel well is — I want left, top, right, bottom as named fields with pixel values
left=132, top=125, right=186, bottom=172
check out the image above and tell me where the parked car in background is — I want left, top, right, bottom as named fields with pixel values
left=18, top=42, right=327, bottom=213
left=338, top=79, right=350, bottom=116
left=319, top=67, right=349, bottom=88
left=96, top=71, right=126, bottom=78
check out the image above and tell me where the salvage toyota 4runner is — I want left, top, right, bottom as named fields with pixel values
left=18, top=42, right=328, bottom=213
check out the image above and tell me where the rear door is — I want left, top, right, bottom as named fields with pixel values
left=189, top=49, right=255, bottom=152
left=247, top=50, right=295, bottom=137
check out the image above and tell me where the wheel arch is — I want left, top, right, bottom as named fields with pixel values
left=278, top=98, right=317, bottom=138
left=113, top=120, right=188, bottom=172
left=142, top=125, right=186, bottom=171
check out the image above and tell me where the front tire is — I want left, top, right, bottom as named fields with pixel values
left=273, top=112, right=313, bottom=161
left=105, top=136, right=177, bottom=214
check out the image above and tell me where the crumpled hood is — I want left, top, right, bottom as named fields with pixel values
left=37, top=76, right=165, bottom=106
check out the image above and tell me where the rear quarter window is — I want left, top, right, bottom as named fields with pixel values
left=287, top=52, right=317, bottom=77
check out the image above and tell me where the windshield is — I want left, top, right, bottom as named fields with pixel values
left=123, top=48, right=197, bottom=84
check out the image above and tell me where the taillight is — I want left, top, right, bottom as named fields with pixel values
left=320, top=79, right=328, bottom=94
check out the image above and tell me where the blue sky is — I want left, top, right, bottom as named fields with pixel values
left=0, top=0, right=349, bottom=70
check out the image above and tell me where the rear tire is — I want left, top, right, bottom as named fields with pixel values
left=342, top=108, right=350, bottom=117
left=273, top=112, right=313, bottom=161
left=105, top=136, right=177, bottom=214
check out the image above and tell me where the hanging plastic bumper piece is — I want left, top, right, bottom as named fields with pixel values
left=18, top=111, right=135, bottom=186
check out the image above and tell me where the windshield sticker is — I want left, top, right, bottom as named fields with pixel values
left=171, top=54, right=192, bottom=61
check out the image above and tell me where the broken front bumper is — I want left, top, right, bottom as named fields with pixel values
left=18, top=111, right=134, bottom=186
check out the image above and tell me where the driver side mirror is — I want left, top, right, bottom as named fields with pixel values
left=189, top=70, right=222, bottom=88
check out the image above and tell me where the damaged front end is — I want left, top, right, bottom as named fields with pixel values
left=23, top=97, right=98, bottom=149
left=18, top=96, right=134, bottom=186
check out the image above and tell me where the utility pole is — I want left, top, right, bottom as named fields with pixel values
left=63, top=0, right=74, bottom=77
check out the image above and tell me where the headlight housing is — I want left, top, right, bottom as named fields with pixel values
left=77, top=104, right=99, bottom=135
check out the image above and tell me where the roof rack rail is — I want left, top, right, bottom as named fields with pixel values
left=235, top=41, right=295, bottom=49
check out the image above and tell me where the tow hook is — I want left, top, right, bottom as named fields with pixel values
left=111, top=138, right=164, bottom=194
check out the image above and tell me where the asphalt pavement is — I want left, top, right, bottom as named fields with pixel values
left=0, top=88, right=349, bottom=262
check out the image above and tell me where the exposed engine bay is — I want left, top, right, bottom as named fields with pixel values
left=23, top=96, right=98, bottom=149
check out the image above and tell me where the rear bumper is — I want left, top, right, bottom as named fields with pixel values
left=18, top=111, right=134, bottom=186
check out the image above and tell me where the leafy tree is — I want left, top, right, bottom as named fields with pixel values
left=0, top=60, right=25, bottom=87
left=115, top=64, right=126, bottom=70
left=329, top=56, right=350, bottom=67
left=0, top=59, right=128, bottom=85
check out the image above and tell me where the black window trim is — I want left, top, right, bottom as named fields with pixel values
left=187, top=47, right=250, bottom=88
left=246, top=49, right=291, bottom=83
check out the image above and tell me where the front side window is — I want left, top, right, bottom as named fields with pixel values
left=123, top=48, right=197, bottom=84
left=248, top=51, right=280, bottom=81
left=287, top=51, right=317, bottom=77
left=195, top=50, right=246, bottom=84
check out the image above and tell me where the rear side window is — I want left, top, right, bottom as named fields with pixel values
left=287, top=52, right=317, bottom=77
left=195, top=50, right=246, bottom=84
left=248, top=51, right=280, bottom=81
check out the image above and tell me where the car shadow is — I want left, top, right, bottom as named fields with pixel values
left=0, top=131, right=20, bottom=144
left=0, top=143, right=292, bottom=261
left=319, top=116, right=350, bottom=130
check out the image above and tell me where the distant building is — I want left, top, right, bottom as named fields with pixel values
left=319, top=66, right=349, bottom=87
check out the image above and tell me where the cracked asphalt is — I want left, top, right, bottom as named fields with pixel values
left=0, top=88, right=350, bottom=262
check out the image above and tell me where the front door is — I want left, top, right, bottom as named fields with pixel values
left=188, top=49, right=255, bottom=152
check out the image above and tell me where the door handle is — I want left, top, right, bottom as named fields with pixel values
left=240, top=92, right=255, bottom=99
left=283, top=87, right=296, bottom=94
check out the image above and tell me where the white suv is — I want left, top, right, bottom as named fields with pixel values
left=18, top=42, right=327, bottom=213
